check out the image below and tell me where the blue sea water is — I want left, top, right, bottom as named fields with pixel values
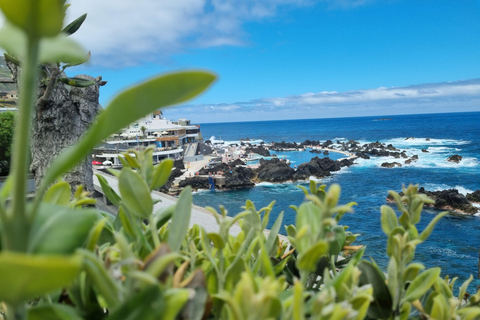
left=194, top=112, right=480, bottom=291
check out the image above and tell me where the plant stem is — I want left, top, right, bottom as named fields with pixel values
left=5, top=36, right=40, bottom=252
left=149, top=215, right=160, bottom=248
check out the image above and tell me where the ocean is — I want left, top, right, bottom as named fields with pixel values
left=193, top=112, right=480, bottom=291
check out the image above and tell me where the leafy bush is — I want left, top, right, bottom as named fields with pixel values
left=1, top=1, right=480, bottom=320
left=0, top=111, right=14, bottom=175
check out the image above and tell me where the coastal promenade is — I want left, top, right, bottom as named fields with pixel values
left=93, top=169, right=244, bottom=235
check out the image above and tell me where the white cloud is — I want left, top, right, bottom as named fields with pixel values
left=0, top=0, right=376, bottom=66
left=167, top=79, right=480, bottom=122
left=61, top=0, right=313, bottom=66
left=257, top=80, right=480, bottom=106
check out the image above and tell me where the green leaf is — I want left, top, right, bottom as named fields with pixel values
left=457, top=274, right=473, bottom=302
left=0, top=22, right=89, bottom=64
left=85, top=219, right=107, bottom=251
left=285, top=225, right=296, bottom=238
left=242, top=208, right=262, bottom=237
left=358, top=260, right=393, bottom=319
left=40, top=71, right=216, bottom=196
left=258, top=238, right=275, bottom=278
left=144, top=251, right=182, bottom=279
left=62, top=13, right=87, bottom=35
left=29, top=204, right=100, bottom=254
left=207, top=232, right=225, bottom=249
left=96, top=174, right=121, bottom=207
left=3, top=52, right=20, bottom=66
left=43, top=180, right=71, bottom=206
left=328, top=225, right=346, bottom=256
left=403, top=267, right=441, bottom=303
left=265, top=211, right=284, bottom=255
left=309, top=180, right=316, bottom=195
left=399, top=302, right=412, bottom=320
left=108, top=285, right=165, bottom=320
left=119, top=168, right=153, bottom=219
left=402, top=262, right=425, bottom=283
left=123, top=153, right=140, bottom=169
left=28, top=304, right=83, bottom=320
left=292, top=280, right=304, bottom=320
left=297, top=240, right=328, bottom=271
left=380, top=205, right=398, bottom=235
left=117, top=206, right=135, bottom=236
left=328, top=263, right=354, bottom=300
left=387, top=227, right=404, bottom=257
left=150, top=159, right=174, bottom=190
left=0, top=252, right=81, bottom=304
left=418, top=211, right=448, bottom=241
left=168, top=187, right=192, bottom=252
left=458, top=308, right=480, bottom=320
left=326, top=184, right=341, bottom=208
left=296, top=185, right=309, bottom=196
left=162, top=289, right=190, bottom=320
left=0, top=0, right=64, bottom=37
left=58, top=77, right=95, bottom=87
left=430, top=294, right=447, bottom=320
left=81, top=249, right=121, bottom=308
left=154, top=205, right=175, bottom=229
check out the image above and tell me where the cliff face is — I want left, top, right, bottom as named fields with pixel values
left=8, top=60, right=104, bottom=192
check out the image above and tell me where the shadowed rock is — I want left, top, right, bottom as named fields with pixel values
left=447, top=155, right=462, bottom=163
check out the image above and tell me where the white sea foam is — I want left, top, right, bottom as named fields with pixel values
left=192, top=189, right=212, bottom=194
left=420, top=183, right=475, bottom=195
left=308, top=176, right=323, bottom=182
left=208, top=136, right=263, bottom=146
left=383, top=137, right=470, bottom=148
left=256, top=182, right=275, bottom=187
left=425, top=247, right=475, bottom=260
left=350, top=144, right=478, bottom=169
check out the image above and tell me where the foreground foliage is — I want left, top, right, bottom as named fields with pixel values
left=1, top=1, right=480, bottom=319
left=0, top=111, right=14, bottom=175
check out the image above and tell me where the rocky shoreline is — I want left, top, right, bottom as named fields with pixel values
left=387, top=187, right=480, bottom=215
left=172, top=138, right=476, bottom=215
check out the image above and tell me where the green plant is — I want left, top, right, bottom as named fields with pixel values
left=0, top=111, right=14, bottom=175
left=1, top=1, right=480, bottom=320
left=0, top=1, right=214, bottom=318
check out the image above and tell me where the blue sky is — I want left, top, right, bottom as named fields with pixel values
left=66, top=0, right=480, bottom=123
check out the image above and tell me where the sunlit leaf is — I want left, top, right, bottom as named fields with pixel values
left=0, top=23, right=88, bottom=64
left=58, top=77, right=95, bottom=87
left=380, top=205, right=398, bottom=235
left=0, top=252, right=81, bottom=304
left=62, top=13, right=87, bottom=35
left=207, top=232, right=225, bottom=249
left=0, top=0, right=64, bottom=37
left=43, top=180, right=71, bottom=206
left=29, top=204, right=100, bottom=254
left=297, top=240, right=328, bottom=271
left=151, top=159, right=174, bottom=190
left=418, top=211, right=448, bottom=241
left=168, top=187, right=192, bottom=252
left=96, top=174, right=121, bottom=207
left=119, top=168, right=153, bottom=219
left=265, top=211, right=283, bottom=255
left=28, top=304, right=83, bottom=320
left=403, top=268, right=441, bottom=303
